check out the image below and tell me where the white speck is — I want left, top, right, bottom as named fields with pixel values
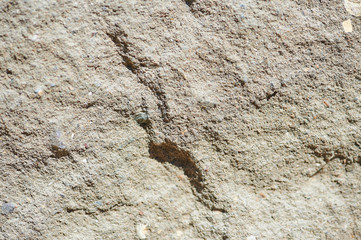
left=247, top=236, right=257, bottom=240
left=30, top=35, right=38, bottom=41
left=34, top=87, right=43, bottom=94
left=83, top=159, right=87, bottom=163
left=136, top=224, right=148, bottom=239
left=88, top=92, right=92, bottom=96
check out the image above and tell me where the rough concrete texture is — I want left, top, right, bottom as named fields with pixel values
left=0, top=0, right=360, bottom=239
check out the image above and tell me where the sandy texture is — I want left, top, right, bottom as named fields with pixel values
left=0, top=0, right=360, bottom=239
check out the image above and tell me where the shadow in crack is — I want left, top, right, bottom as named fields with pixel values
left=149, top=141, right=204, bottom=193
left=184, top=0, right=196, bottom=7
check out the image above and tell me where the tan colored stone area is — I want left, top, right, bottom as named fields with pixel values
left=0, top=0, right=360, bottom=239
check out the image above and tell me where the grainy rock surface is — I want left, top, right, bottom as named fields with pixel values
left=0, top=0, right=360, bottom=239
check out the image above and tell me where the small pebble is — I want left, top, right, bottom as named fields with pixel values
left=259, top=192, right=266, bottom=198
left=134, top=112, right=150, bottom=124
left=269, top=82, right=275, bottom=90
left=323, top=100, right=330, bottom=108
left=342, top=19, right=353, bottom=33
left=38, top=89, right=45, bottom=96
left=34, top=88, right=45, bottom=97
left=52, top=130, right=66, bottom=149
left=2, top=202, right=15, bottom=215
left=177, top=175, right=185, bottom=180
left=50, top=130, right=69, bottom=157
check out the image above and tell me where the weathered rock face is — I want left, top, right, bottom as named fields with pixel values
left=0, top=0, right=360, bottom=239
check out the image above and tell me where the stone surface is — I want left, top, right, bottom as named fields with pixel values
left=0, top=0, right=360, bottom=239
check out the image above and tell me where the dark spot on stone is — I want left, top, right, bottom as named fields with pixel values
left=184, top=0, right=195, bottom=7
left=149, top=141, right=204, bottom=192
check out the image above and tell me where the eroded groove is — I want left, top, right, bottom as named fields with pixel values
left=149, top=141, right=204, bottom=193
left=107, top=32, right=171, bottom=122
left=106, top=32, right=138, bottom=73
left=149, top=141, right=228, bottom=213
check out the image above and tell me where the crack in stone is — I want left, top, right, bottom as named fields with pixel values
left=106, top=32, right=171, bottom=122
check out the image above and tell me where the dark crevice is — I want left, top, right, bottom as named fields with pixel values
left=148, top=141, right=227, bottom=213
left=149, top=141, right=204, bottom=193
left=309, top=147, right=351, bottom=177
left=107, top=32, right=171, bottom=122
left=266, top=91, right=278, bottom=101
left=51, top=146, right=70, bottom=158
left=106, top=33, right=138, bottom=73
left=250, top=100, right=260, bottom=109
left=136, top=77, right=171, bottom=123
left=184, top=0, right=196, bottom=7
left=122, top=55, right=137, bottom=73
left=211, top=206, right=227, bottom=213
